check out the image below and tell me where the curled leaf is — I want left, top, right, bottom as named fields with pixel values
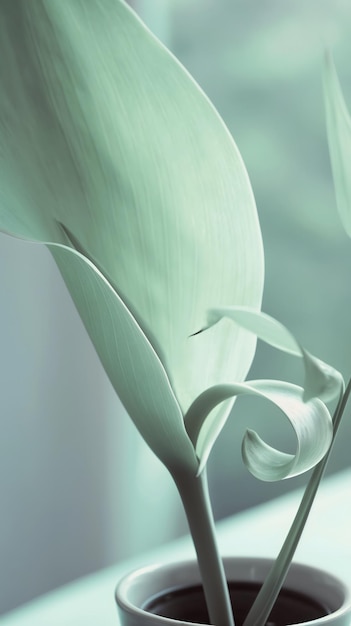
left=205, top=306, right=343, bottom=402
left=185, top=379, right=333, bottom=479
left=323, top=52, right=351, bottom=237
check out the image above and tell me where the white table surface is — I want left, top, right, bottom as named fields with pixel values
left=2, top=469, right=350, bottom=625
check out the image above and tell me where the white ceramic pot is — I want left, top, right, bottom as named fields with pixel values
left=115, top=557, right=351, bottom=626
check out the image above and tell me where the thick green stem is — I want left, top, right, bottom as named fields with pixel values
left=173, top=468, right=235, bottom=626
left=243, top=379, right=351, bottom=626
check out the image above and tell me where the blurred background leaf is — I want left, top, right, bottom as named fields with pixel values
left=323, top=53, right=351, bottom=238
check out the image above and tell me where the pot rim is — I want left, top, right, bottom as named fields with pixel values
left=115, top=556, right=351, bottom=626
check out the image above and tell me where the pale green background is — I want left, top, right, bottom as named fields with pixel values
left=1, top=0, right=351, bottom=616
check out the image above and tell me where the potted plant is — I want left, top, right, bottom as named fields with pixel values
left=0, top=2, right=350, bottom=625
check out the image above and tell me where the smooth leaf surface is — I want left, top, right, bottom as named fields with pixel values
left=0, top=0, right=264, bottom=441
left=48, top=241, right=198, bottom=475
left=206, top=306, right=343, bottom=401
left=185, top=379, right=333, bottom=478
left=323, top=52, right=351, bottom=237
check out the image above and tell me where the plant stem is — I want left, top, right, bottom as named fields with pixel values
left=243, top=378, right=351, bottom=626
left=173, top=467, right=235, bottom=626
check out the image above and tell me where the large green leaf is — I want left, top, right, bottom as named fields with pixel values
left=323, top=52, right=351, bottom=237
left=0, top=0, right=264, bottom=449
left=185, top=379, right=333, bottom=479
